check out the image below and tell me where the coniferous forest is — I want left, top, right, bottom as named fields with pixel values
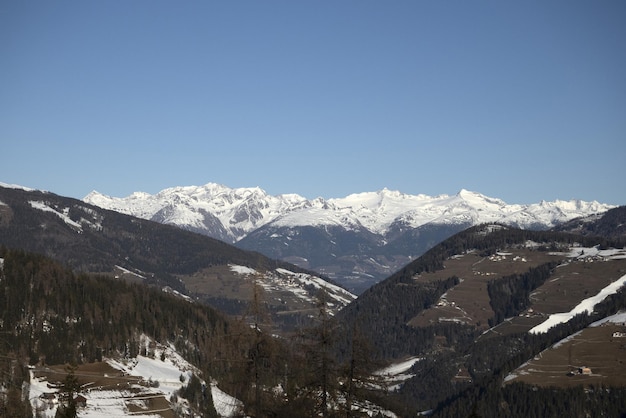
left=1, top=186, right=626, bottom=417
left=334, top=225, right=626, bottom=416
left=0, top=247, right=389, bottom=417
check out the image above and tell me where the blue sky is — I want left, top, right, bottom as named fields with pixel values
left=1, top=1, right=625, bottom=205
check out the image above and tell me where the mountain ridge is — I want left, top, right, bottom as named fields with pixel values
left=2, top=182, right=626, bottom=416
left=0, top=184, right=355, bottom=333
left=84, top=183, right=614, bottom=242
left=83, top=182, right=615, bottom=292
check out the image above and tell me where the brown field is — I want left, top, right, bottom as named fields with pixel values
left=409, top=249, right=564, bottom=330
left=183, top=265, right=311, bottom=310
left=126, top=394, right=175, bottom=418
left=33, top=362, right=176, bottom=418
left=530, top=258, right=626, bottom=315
left=183, top=265, right=256, bottom=301
left=486, top=257, right=626, bottom=337
left=407, top=248, right=626, bottom=336
left=181, top=264, right=349, bottom=317
left=33, top=361, right=140, bottom=389
left=505, top=323, right=626, bottom=387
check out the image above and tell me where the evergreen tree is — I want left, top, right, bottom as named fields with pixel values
left=55, top=365, right=79, bottom=418
left=298, top=290, right=341, bottom=417
left=341, top=321, right=384, bottom=418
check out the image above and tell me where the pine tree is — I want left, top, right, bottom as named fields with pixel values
left=55, top=365, right=79, bottom=418
left=341, top=321, right=384, bottom=418
left=247, top=278, right=269, bottom=417
left=297, top=290, right=341, bottom=418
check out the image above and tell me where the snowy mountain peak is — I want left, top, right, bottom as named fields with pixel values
left=83, top=183, right=616, bottom=243
left=454, top=189, right=506, bottom=206
left=84, top=183, right=313, bottom=242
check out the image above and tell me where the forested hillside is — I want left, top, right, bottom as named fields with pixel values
left=0, top=186, right=292, bottom=285
left=338, top=226, right=623, bottom=355
left=335, top=224, right=626, bottom=416
left=0, top=247, right=247, bottom=416
left=0, top=248, right=390, bottom=417
left=2, top=183, right=626, bottom=416
left=554, top=205, right=626, bottom=239
left=0, top=185, right=353, bottom=334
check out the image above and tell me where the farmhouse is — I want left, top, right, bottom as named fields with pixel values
left=74, top=394, right=87, bottom=408
left=579, top=367, right=592, bottom=375
left=39, top=392, right=56, bottom=402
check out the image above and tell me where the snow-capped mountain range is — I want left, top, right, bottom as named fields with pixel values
left=0, top=183, right=356, bottom=331
left=84, top=183, right=612, bottom=242
left=84, top=183, right=615, bottom=293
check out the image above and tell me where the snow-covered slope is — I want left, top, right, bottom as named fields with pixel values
left=84, top=184, right=614, bottom=242
left=228, top=264, right=356, bottom=314
left=85, top=184, right=314, bottom=243
left=29, top=335, right=244, bottom=418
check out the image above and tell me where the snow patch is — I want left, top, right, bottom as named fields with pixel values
left=565, top=246, right=626, bottom=261
left=226, top=265, right=355, bottom=314
left=29, top=200, right=83, bottom=231
left=0, top=182, right=35, bottom=191
left=272, top=268, right=356, bottom=307
left=590, top=310, right=626, bottom=327
left=211, top=383, right=243, bottom=417
left=529, top=274, right=626, bottom=334
left=376, top=357, right=421, bottom=377
left=28, top=335, right=242, bottom=417
left=115, top=265, right=146, bottom=280
left=374, top=357, right=422, bottom=391
left=229, top=264, right=258, bottom=275
left=162, top=286, right=194, bottom=303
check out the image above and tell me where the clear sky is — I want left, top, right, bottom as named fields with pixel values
left=1, top=1, right=625, bottom=205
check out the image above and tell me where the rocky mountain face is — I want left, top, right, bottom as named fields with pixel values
left=85, top=183, right=615, bottom=293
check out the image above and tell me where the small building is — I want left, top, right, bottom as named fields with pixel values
left=579, top=367, right=592, bottom=375
left=74, top=394, right=87, bottom=408
left=40, top=392, right=56, bottom=402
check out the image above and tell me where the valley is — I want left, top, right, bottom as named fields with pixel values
left=1, top=183, right=626, bottom=417
left=84, top=183, right=614, bottom=293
